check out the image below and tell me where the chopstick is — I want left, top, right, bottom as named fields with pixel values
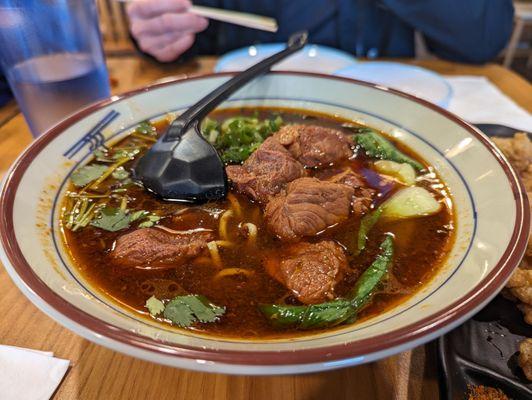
left=117, top=1, right=278, bottom=33
left=190, top=6, right=277, bottom=32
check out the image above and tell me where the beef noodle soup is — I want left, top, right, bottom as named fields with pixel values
left=60, top=108, right=454, bottom=338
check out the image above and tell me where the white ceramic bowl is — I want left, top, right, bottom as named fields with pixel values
left=0, top=72, right=528, bottom=375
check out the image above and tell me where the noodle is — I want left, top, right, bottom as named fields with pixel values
left=207, top=241, right=223, bottom=268
left=227, top=193, right=242, bottom=217
left=242, top=222, right=258, bottom=245
left=213, top=268, right=254, bottom=281
left=154, top=225, right=213, bottom=235
left=218, top=209, right=234, bottom=240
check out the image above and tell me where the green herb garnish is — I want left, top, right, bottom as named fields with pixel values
left=355, top=130, right=423, bottom=171
left=259, top=236, right=394, bottom=329
left=201, top=115, right=283, bottom=163
left=70, top=164, right=108, bottom=187
left=163, top=295, right=225, bottom=327
left=145, top=296, right=165, bottom=316
left=95, top=147, right=141, bottom=163
left=138, top=215, right=161, bottom=228
left=129, top=210, right=161, bottom=228
left=90, top=207, right=131, bottom=232
left=89, top=208, right=161, bottom=232
left=136, top=121, right=157, bottom=136
left=64, top=197, right=99, bottom=231
left=111, top=166, right=130, bottom=180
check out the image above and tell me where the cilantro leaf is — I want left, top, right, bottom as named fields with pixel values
left=138, top=215, right=161, bottom=228
left=89, top=208, right=160, bottom=232
left=163, top=295, right=225, bottom=327
left=129, top=210, right=150, bottom=222
left=145, top=296, right=165, bottom=316
left=129, top=210, right=160, bottom=228
left=113, top=147, right=141, bottom=160
left=111, top=166, right=130, bottom=180
left=136, top=121, right=157, bottom=136
left=90, top=207, right=130, bottom=232
left=70, top=164, right=108, bottom=187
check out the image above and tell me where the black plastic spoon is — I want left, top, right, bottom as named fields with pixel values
left=133, top=31, right=308, bottom=203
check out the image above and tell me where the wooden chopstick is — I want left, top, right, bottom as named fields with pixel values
left=117, top=1, right=278, bottom=33
left=190, top=6, right=277, bottom=32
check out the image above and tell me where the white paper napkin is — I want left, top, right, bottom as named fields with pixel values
left=0, top=344, right=69, bottom=400
left=445, top=76, right=532, bottom=132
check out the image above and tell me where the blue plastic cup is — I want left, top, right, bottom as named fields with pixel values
left=0, top=1, right=110, bottom=136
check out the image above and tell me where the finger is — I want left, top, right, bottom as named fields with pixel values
left=127, top=0, right=191, bottom=19
left=130, top=13, right=208, bottom=38
left=150, top=33, right=195, bottom=62
left=137, top=31, right=186, bottom=55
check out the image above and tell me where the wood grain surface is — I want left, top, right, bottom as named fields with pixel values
left=0, top=56, right=530, bottom=400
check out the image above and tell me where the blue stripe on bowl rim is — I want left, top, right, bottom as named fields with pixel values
left=50, top=96, right=477, bottom=343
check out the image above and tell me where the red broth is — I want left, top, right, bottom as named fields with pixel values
left=61, top=108, right=454, bottom=338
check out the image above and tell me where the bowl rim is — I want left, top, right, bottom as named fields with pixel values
left=0, top=71, right=529, bottom=366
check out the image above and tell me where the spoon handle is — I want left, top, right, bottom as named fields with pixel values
left=164, top=31, right=308, bottom=141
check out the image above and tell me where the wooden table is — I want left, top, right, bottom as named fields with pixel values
left=1, top=56, right=531, bottom=400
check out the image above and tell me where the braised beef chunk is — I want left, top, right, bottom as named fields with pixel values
left=328, top=169, right=377, bottom=217
left=110, top=227, right=214, bottom=268
left=264, top=241, right=348, bottom=304
left=328, top=168, right=366, bottom=188
left=274, top=124, right=353, bottom=168
left=226, top=137, right=306, bottom=204
left=265, top=177, right=354, bottom=240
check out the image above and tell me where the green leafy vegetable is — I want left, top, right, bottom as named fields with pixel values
left=348, top=235, right=394, bottom=309
left=70, top=164, right=108, bottom=187
left=163, top=295, right=225, bottom=327
left=355, top=130, right=424, bottom=171
left=201, top=115, right=283, bottom=163
left=90, top=207, right=131, bottom=232
left=145, top=296, right=165, bottom=316
left=373, top=160, right=416, bottom=185
left=381, top=186, right=441, bottom=220
left=259, top=236, right=394, bottom=329
left=259, top=300, right=355, bottom=329
left=356, top=207, right=383, bottom=255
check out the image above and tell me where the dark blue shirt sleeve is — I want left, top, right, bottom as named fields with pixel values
left=382, top=0, right=514, bottom=63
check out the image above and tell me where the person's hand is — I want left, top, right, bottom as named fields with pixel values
left=127, top=0, right=208, bottom=62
